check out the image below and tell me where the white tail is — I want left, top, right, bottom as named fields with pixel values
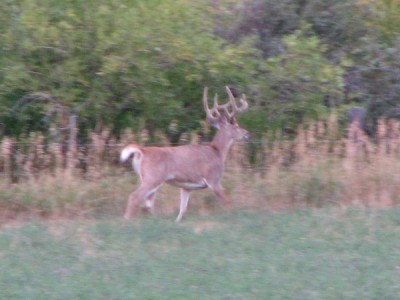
left=121, top=86, right=249, bottom=222
left=120, top=145, right=141, bottom=162
left=120, top=145, right=143, bottom=177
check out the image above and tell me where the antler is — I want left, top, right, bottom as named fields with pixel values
left=203, top=86, right=248, bottom=123
left=225, top=86, right=248, bottom=119
left=203, top=87, right=220, bottom=122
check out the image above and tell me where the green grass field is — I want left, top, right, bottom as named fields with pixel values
left=1, top=208, right=400, bottom=299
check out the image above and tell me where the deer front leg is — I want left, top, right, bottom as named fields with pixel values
left=210, top=183, right=231, bottom=208
left=175, top=189, right=191, bottom=222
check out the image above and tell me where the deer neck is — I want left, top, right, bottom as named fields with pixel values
left=210, top=129, right=234, bottom=161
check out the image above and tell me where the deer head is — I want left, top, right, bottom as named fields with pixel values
left=203, top=86, right=250, bottom=142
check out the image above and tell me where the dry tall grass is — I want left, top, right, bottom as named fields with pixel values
left=1, top=115, right=400, bottom=220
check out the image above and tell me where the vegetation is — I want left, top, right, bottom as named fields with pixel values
left=1, top=209, right=400, bottom=299
left=1, top=116, right=399, bottom=219
left=0, top=0, right=255, bottom=141
left=0, top=0, right=399, bottom=218
left=1, top=0, right=400, bottom=141
left=1, top=2, right=400, bottom=297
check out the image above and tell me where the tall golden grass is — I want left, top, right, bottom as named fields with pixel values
left=1, top=114, right=400, bottom=220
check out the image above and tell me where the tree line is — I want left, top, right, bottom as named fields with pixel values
left=1, top=0, right=399, bottom=144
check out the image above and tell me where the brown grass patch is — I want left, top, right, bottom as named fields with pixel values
left=1, top=116, right=400, bottom=220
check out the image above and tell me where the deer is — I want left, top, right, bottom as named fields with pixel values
left=120, top=86, right=249, bottom=222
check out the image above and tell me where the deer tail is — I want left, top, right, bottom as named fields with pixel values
left=120, top=144, right=143, bottom=162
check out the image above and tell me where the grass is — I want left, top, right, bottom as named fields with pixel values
left=1, top=208, right=400, bottom=299
left=1, top=118, right=400, bottom=299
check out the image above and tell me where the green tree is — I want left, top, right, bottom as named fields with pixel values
left=354, top=0, right=400, bottom=130
left=249, top=28, right=344, bottom=134
left=0, top=0, right=258, bottom=141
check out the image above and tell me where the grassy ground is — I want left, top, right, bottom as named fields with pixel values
left=1, top=208, right=400, bottom=299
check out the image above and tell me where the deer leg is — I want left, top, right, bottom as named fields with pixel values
left=175, top=189, right=191, bottom=222
left=206, top=181, right=230, bottom=207
left=144, top=192, right=156, bottom=215
left=124, top=183, right=161, bottom=219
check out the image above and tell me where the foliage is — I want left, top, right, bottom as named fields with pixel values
left=365, top=0, right=400, bottom=46
left=0, top=0, right=399, bottom=141
left=360, top=38, right=400, bottom=129
left=251, top=27, right=344, bottom=134
left=356, top=0, right=400, bottom=128
left=0, top=0, right=256, bottom=140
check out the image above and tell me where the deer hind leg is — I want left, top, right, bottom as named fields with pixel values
left=175, top=189, right=191, bottom=222
left=144, top=191, right=156, bottom=215
left=124, top=182, right=161, bottom=220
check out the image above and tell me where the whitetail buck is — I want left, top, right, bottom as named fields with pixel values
left=120, top=86, right=249, bottom=221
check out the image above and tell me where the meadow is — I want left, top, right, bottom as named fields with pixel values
left=1, top=117, right=400, bottom=299
left=1, top=209, right=400, bottom=299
